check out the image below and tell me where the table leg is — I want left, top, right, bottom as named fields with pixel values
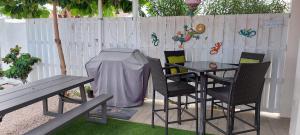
left=198, top=73, right=207, bottom=135
left=58, top=94, right=64, bottom=114
left=42, top=99, right=49, bottom=115
left=79, top=85, right=89, bottom=119
left=79, top=85, right=87, bottom=102
left=43, top=98, right=62, bottom=117
left=202, top=90, right=207, bottom=135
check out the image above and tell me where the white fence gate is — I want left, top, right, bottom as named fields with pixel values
left=26, top=14, right=289, bottom=113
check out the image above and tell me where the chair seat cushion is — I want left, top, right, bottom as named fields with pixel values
left=207, top=87, right=230, bottom=102
left=167, top=81, right=196, bottom=97
left=223, top=77, right=234, bottom=82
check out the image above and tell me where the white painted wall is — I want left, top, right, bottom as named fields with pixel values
left=290, top=40, right=300, bottom=135
left=283, top=0, right=300, bottom=118
left=0, top=19, right=4, bottom=65
left=288, top=0, right=300, bottom=134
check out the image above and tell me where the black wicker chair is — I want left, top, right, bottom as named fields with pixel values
left=148, top=57, right=199, bottom=135
left=202, top=62, right=271, bottom=135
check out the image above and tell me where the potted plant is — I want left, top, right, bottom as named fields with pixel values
left=0, top=45, right=41, bottom=84
left=85, top=86, right=94, bottom=98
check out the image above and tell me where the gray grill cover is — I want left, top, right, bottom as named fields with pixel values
left=85, top=49, right=150, bottom=107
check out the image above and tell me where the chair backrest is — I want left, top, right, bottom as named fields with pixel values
left=231, top=62, right=271, bottom=105
left=164, top=50, right=186, bottom=74
left=164, top=50, right=186, bottom=63
left=239, top=52, right=265, bottom=63
left=147, top=57, right=168, bottom=93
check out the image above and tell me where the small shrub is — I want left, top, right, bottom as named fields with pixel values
left=0, top=45, right=41, bottom=83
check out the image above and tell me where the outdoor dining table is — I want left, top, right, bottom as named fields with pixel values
left=168, top=61, right=238, bottom=135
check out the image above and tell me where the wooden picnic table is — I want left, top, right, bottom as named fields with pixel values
left=0, top=75, right=94, bottom=121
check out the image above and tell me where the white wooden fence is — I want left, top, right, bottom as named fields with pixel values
left=26, top=14, right=289, bottom=113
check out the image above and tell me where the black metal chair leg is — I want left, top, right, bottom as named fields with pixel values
left=230, top=107, right=235, bottom=134
left=185, top=95, right=189, bottom=109
left=226, top=105, right=231, bottom=135
left=202, top=75, right=207, bottom=135
left=152, top=90, right=156, bottom=128
left=164, top=97, right=166, bottom=112
left=211, top=98, right=214, bottom=118
left=255, top=103, right=261, bottom=135
left=165, top=96, right=169, bottom=135
left=177, top=96, right=182, bottom=125
left=195, top=94, right=199, bottom=135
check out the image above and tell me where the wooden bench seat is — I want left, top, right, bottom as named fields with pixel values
left=24, top=94, right=113, bottom=135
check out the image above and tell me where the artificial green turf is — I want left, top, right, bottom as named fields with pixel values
left=51, top=117, right=201, bottom=135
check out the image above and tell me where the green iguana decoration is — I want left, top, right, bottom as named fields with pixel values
left=151, top=32, right=160, bottom=46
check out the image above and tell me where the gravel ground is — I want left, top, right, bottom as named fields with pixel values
left=0, top=96, right=78, bottom=135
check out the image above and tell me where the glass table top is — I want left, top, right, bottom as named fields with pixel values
left=170, top=61, right=238, bottom=73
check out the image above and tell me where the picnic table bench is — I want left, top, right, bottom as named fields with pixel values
left=0, top=75, right=113, bottom=134
left=25, top=94, right=113, bottom=135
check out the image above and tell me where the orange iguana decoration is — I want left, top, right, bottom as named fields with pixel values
left=210, top=42, right=222, bottom=55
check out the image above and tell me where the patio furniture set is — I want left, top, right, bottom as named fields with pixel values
left=0, top=50, right=270, bottom=135
left=149, top=51, right=270, bottom=135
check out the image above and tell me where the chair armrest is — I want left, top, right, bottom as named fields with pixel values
left=165, top=72, right=197, bottom=78
left=165, top=72, right=198, bottom=82
left=206, top=73, right=233, bottom=85
left=162, top=66, right=179, bottom=70
left=163, top=63, right=182, bottom=74
left=229, top=63, right=239, bottom=66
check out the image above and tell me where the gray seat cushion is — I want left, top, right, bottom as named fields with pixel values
left=207, top=87, right=230, bottom=102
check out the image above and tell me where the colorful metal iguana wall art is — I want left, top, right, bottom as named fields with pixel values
left=210, top=42, right=222, bottom=55
left=172, top=24, right=206, bottom=48
left=151, top=32, right=160, bottom=46
left=239, top=28, right=256, bottom=38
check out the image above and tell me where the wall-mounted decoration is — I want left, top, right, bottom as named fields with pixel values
left=239, top=28, right=256, bottom=38
left=210, top=42, right=222, bottom=55
left=172, top=24, right=205, bottom=48
left=151, top=32, right=159, bottom=46
left=195, top=24, right=206, bottom=34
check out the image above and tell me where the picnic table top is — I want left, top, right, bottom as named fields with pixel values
left=0, top=75, right=94, bottom=115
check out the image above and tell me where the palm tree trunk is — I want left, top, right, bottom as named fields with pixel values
left=53, top=0, right=67, bottom=75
